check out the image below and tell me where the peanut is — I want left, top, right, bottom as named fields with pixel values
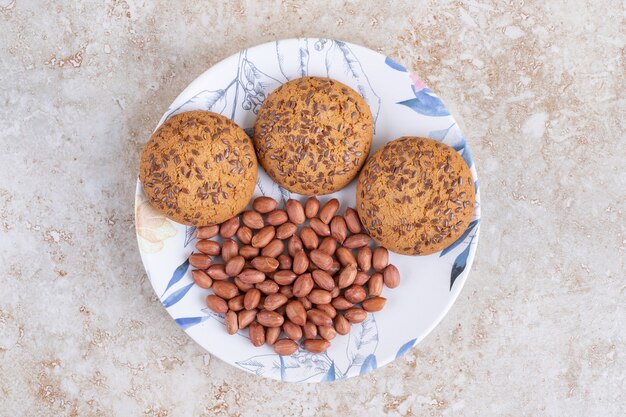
left=344, top=308, right=367, bottom=323
left=302, top=321, right=318, bottom=339
left=189, top=253, right=213, bottom=270
left=249, top=322, right=265, bottom=346
left=368, top=272, right=383, bottom=296
left=336, top=247, right=357, bottom=267
left=255, top=280, right=279, bottom=295
left=239, top=245, right=259, bottom=259
left=205, top=294, right=227, bottom=313
left=337, top=264, right=357, bottom=289
left=251, top=226, right=275, bottom=248
left=344, top=285, right=367, bottom=303
left=252, top=196, right=277, bottom=213
left=288, top=235, right=304, bottom=257
left=343, top=233, right=371, bottom=249
left=196, top=239, right=221, bottom=256
left=196, top=224, right=219, bottom=239
left=261, top=239, right=284, bottom=258
left=303, top=339, right=330, bottom=353
left=300, top=227, right=319, bottom=250
left=319, top=198, right=339, bottom=224
left=318, top=236, right=337, bottom=256
left=238, top=309, right=257, bottom=329
left=237, top=268, right=266, bottom=285
left=212, top=281, right=239, bottom=300
left=318, top=325, right=337, bottom=341
left=330, top=216, right=347, bottom=243
left=274, top=339, right=299, bottom=355
left=362, top=297, right=387, bottom=312
left=283, top=320, right=303, bottom=341
left=228, top=294, right=245, bottom=311
left=236, top=226, right=253, bottom=245
left=304, top=197, right=320, bottom=218
left=285, top=300, right=307, bottom=326
left=192, top=270, right=213, bottom=289
left=225, top=310, right=238, bottom=335
left=277, top=254, right=292, bottom=270
left=334, top=314, right=351, bottom=335
left=244, top=288, right=261, bottom=310
left=307, top=289, right=333, bottom=305
left=276, top=222, right=297, bottom=239
left=250, top=256, right=279, bottom=273
left=285, top=199, right=306, bottom=224
left=357, top=246, right=372, bottom=272
left=343, top=207, right=362, bottom=234
left=265, top=326, right=281, bottom=345
left=256, top=310, right=284, bottom=328
left=292, top=273, right=314, bottom=297
left=306, top=309, right=333, bottom=327
left=292, top=250, right=309, bottom=275
left=219, top=216, right=240, bottom=238
left=221, top=239, right=239, bottom=262
left=266, top=209, right=288, bottom=226
left=273, top=270, right=297, bottom=285
left=372, top=247, right=389, bottom=271
left=383, top=264, right=400, bottom=288
left=263, top=293, right=289, bottom=311
left=225, top=255, right=245, bottom=277
left=242, top=210, right=264, bottom=229
left=309, top=249, right=333, bottom=270
left=309, top=218, right=330, bottom=237
left=312, top=269, right=335, bottom=291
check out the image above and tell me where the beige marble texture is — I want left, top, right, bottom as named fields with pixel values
left=0, top=0, right=624, bottom=415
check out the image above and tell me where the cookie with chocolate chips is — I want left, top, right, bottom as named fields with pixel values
left=357, top=137, right=475, bottom=255
left=139, top=111, right=257, bottom=226
left=254, top=77, right=373, bottom=195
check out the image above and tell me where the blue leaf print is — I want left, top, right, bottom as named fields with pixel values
left=345, top=315, right=378, bottom=374
left=237, top=354, right=283, bottom=379
left=440, top=220, right=480, bottom=257
left=201, top=309, right=226, bottom=325
left=453, top=140, right=474, bottom=169
left=255, top=177, right=267, bottom=196
left=321, top=361, right=336, bottom=381
left=175, top=316, right=209, bottom=330
left=237, top=349, right=332, bottom=382
left=384, top=56, right=407, bottom=72
left=163, top=85, right=235, bottom=121
left=162, top=282, right=194, bottom=308
left=322, top=40, right=381, bottom=125
left=239, top=57, right=282, bottom=114
left=276, top=38, right=309, bottom=80
left=395, top=338, right=417, bottom=358
left=184, top=226, right=196, bottom=248
left=428, top=123, right=456, bottom=142
left=450, top=236, right=475, bottom=290
left=278, top=185, right=290, bottom=205
left=398, top=85, right=450, bottom=117
left=279, top=355, right=286, bottom=381
left=161, top=258, right=190, bottom=297
left=359, top=354, right=377, bottom=375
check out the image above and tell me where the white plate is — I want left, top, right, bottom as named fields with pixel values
left=135, top=38, right=481, bottom=382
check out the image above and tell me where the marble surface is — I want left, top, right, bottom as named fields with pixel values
left=1, top=0, right=624, bottom=415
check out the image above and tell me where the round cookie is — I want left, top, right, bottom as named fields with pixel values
left=254, top=76, right=373, bottom=195
left=140, top=111, right=257, bottom=226
left=357, top=137, right=475, bottom=255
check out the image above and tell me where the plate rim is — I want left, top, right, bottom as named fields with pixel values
left=135, top=37, right=481, bottom=382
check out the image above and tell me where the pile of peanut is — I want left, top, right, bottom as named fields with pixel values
left=189, top=196, right=400, bottom=355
